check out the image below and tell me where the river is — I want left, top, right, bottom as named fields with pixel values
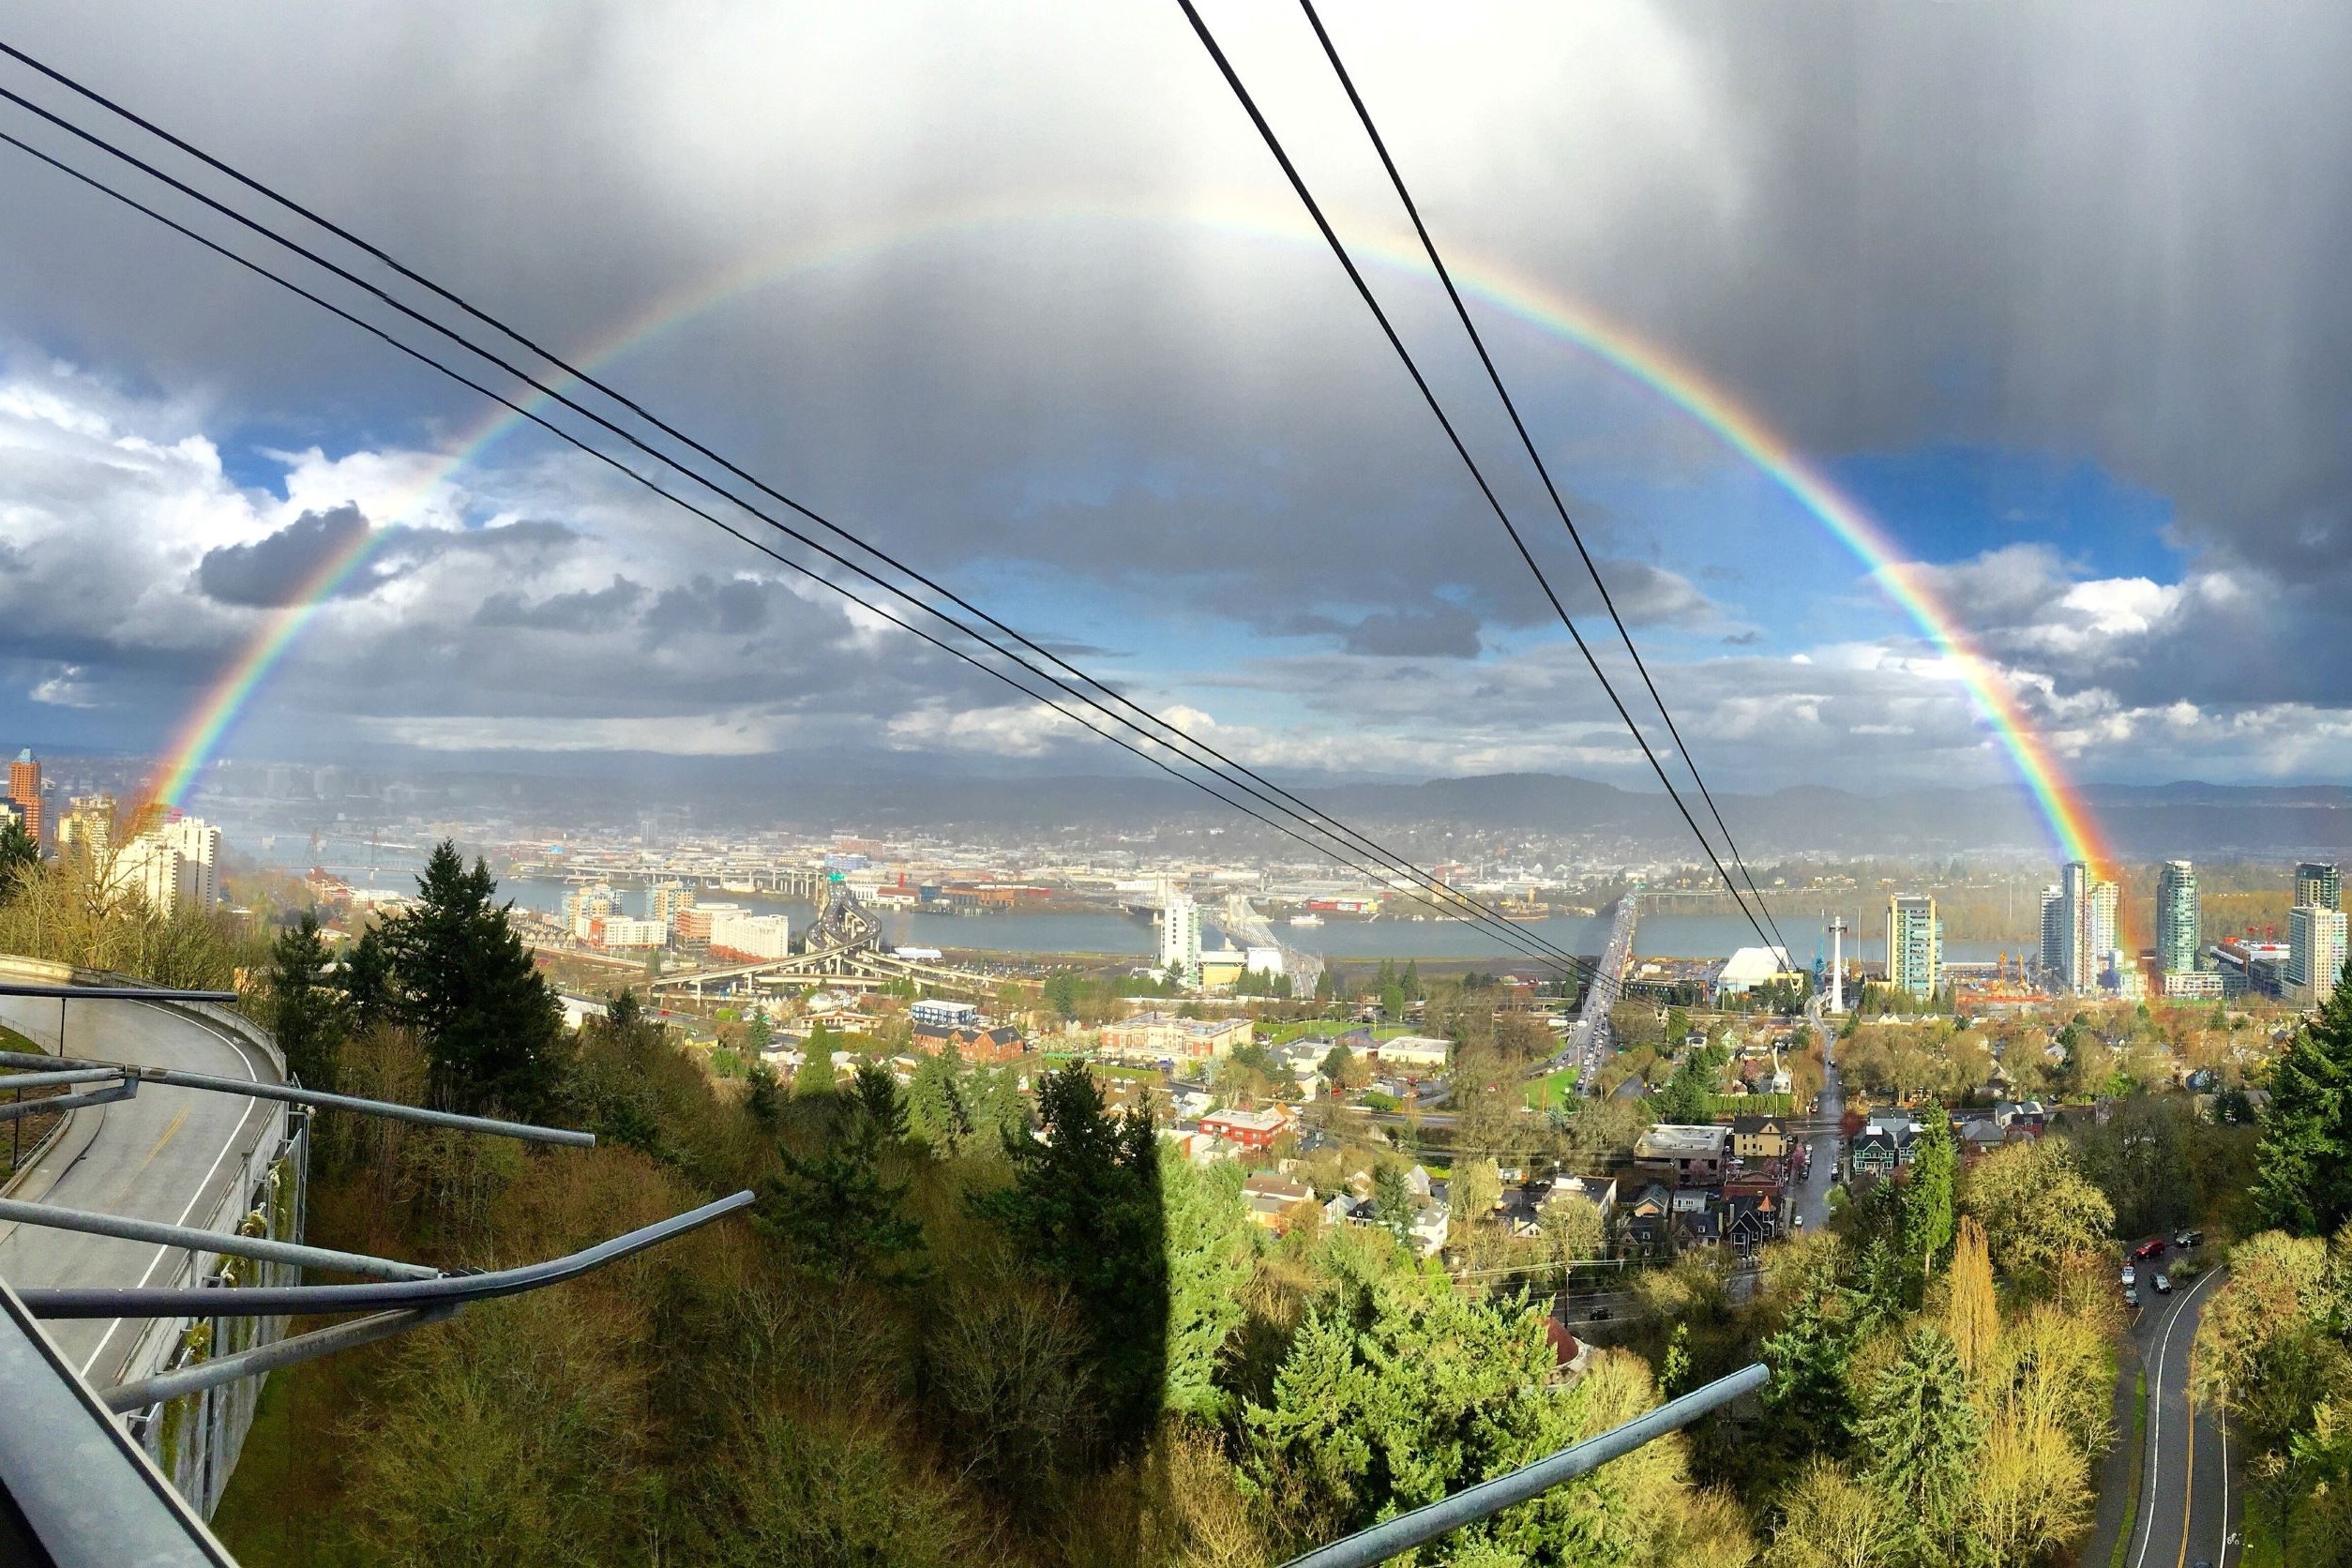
left=247, top=829, right=2016, bottom=965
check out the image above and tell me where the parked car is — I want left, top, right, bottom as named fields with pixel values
left=2175, top=1229, right=2204, bottom=1249
left=2121, top=1264, right=2136, bottom=1287
left=2124, top=1286, right=2140, bottom=1307
left=2154, top=1273, right=2173, bottom=1294
left=2133, top=1238, right=2167, bottom=1260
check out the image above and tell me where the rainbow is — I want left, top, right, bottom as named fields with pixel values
left=144, top=196, right=2117, bottom=891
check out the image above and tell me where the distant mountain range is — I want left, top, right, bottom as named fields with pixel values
left=708, top=770, right=2352, bottom=861
left=206, top=751, right=2352, bottom=862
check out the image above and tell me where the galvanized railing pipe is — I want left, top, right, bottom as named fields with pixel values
left=20, top=1189, right=755, bottom=1317
left=0, top=1067, right=127, bottom=1091
left=100, top=1304, right=460, bottom=1413
left=1278, top=1362, right=1770, bottom=1568
left=0, top=1048, right=595, bottom=1146
left=0, top=1196, right=442, bottom=1281
left=0, top=1079, right=134, bottom=1121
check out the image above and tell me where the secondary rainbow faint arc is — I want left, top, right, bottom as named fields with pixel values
left=143, top=197, right=2118, bottom=884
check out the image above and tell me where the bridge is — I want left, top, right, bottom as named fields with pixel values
left=647, top=881, right=1000, bottom=1000
left=1562, top=894, right=1638, bottom=1093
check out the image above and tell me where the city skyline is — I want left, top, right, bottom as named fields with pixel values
left=2, top=3, right=2352, bottom=827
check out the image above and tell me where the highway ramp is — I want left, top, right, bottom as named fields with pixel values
left=0, top=994, right=281, bottom=1385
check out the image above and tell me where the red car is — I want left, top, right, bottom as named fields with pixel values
left=2132, top=1238, right=2167, bottom=1261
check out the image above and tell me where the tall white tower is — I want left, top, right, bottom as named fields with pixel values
left=1826, top=915, right=1849, bottom=1013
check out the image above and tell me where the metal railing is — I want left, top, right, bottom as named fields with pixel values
left=1281, top=1363, right=1768, bottom=1568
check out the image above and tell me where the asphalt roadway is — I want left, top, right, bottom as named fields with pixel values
left=0, top=995, right=280, bottom=1386
left=2127, top=1260, right=2236, bottom=1568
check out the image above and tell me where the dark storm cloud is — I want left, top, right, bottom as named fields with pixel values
left=10, top=0, right=2352, bottom=781
left=641, top=575, right=775, bottom=640
left=1288, top=602, right=1483, bottom=658
left=195, top=504, right=371, bottom=607
left=475, top=575, right=645, bottom=629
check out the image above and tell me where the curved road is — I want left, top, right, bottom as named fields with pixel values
left=2117, top=1260, right=2237, bottom=1568
left=0, top=995, right=281, bottom=1386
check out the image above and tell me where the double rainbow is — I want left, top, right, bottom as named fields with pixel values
left=142, top=198, right=2115, bottom=890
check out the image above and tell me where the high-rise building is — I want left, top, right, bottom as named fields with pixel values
left=2298, top=862, right=2343, bottom=913
left=57, top=793, right=116, bottom=865
left=648, top=880, right=695, bottom=924
left=1886, top=895, right=1940, bottom=999
left=104, top=815, right=221, bottom=915
left=2039, top=885, right=2065, bottom=977
left=8, top=749, right=43, bottom=851
left=2290, top=904, right=2350, bottom=1005
left=2051, top=861, right=2121, bottom=995
left=159, top=817, right=219, bottom=912
left=1158, top=886, right=1202, bottom=986
left=2156, top=860, right=2200, bottom=976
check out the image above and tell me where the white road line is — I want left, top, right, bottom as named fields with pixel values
left=77, top=1002, right=266, bottom=1380
left=2130, top=1264, right=2222, bottom=1568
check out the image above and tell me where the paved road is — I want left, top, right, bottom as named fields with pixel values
left=1792, top=1001, right=1842, bottom=1233
left=2111, top=1259, right=2236, bottom=1568
left=0, top=996, right=280, bottom=1385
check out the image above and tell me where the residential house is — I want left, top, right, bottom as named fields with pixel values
left=1325, top=1165, right=1450, bottom=1258
left=1240, top=1170, right=1317, bottom=1230
left=1726, top=1190, right=1783, bottom=1248
left=1728, top=1114, right=1789, bottom=1163
left=1848, top=1127, right=1907, bottom=1181
left=1622, top=1181, right=1674, bottom=1251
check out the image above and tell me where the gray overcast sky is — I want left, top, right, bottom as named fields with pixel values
left=2, top=1, right=2351, bottom=809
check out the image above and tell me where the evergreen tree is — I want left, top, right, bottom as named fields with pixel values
left=744, top=1061, right=781, bottom=1127
left=975, top=1063, right=1166, bottom=1461
left=380, top=843, right=565, bottom=1118
left=2256, top=960, right=2352, bottom=1236
left=266, top=911, right=344, bottom=1092
left=907, top=1040, right=975, bottom=1153
left=1315, top=967, right=1335, bottom=1004
left=0, top=815, right=38, bottom=892
left=1857, top=1326, right=1982, bottom=1555
left=339, top=921, right=394, bottom=1033
left=1372, top=1163, right=1418, bottom=1243
left=1160, top=1157, right=1251, bottom=1422
left=795, top=1021, right=840, bottom=1098
left=758, top=1072, right=925, bottom=1288
left=1761, top=1279, right=1861, bottom=1462
left=1400, top=960, right=1422, bottom=1001
left=1904, top=1100, right=1958, bottom=1288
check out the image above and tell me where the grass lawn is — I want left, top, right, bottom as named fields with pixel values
left=2240, top=1491, right=2285, bottom=1568
left=1525, top=1067, right=1579, bottom=1113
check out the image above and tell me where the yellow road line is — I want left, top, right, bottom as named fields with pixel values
left=2177, top=1381, right=2195, bottom=1568
left=132, top=1105, right=186, bottom=1178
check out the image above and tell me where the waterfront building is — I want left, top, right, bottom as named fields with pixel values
left=2298, top=862, right=2343, bottom=913
left=1886, top=895, right=1940, bottom=999
left=2156, top=860, right=2200, bottom=977
left=1157, top=887, right=1202, bottom=986
left=2289, top=904, right=2349, bottom=1005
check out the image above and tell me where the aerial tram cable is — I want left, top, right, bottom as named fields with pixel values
left=0, top=98, right=1596, bottom=983
left=1291, top=0, right=1791, bottom=960
left=1172, top=0, right=1780, bottom=955
left=0, top=38, right=1590, bottom=983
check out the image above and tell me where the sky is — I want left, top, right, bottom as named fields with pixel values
left=2, top=1, right=2351, bottom=815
